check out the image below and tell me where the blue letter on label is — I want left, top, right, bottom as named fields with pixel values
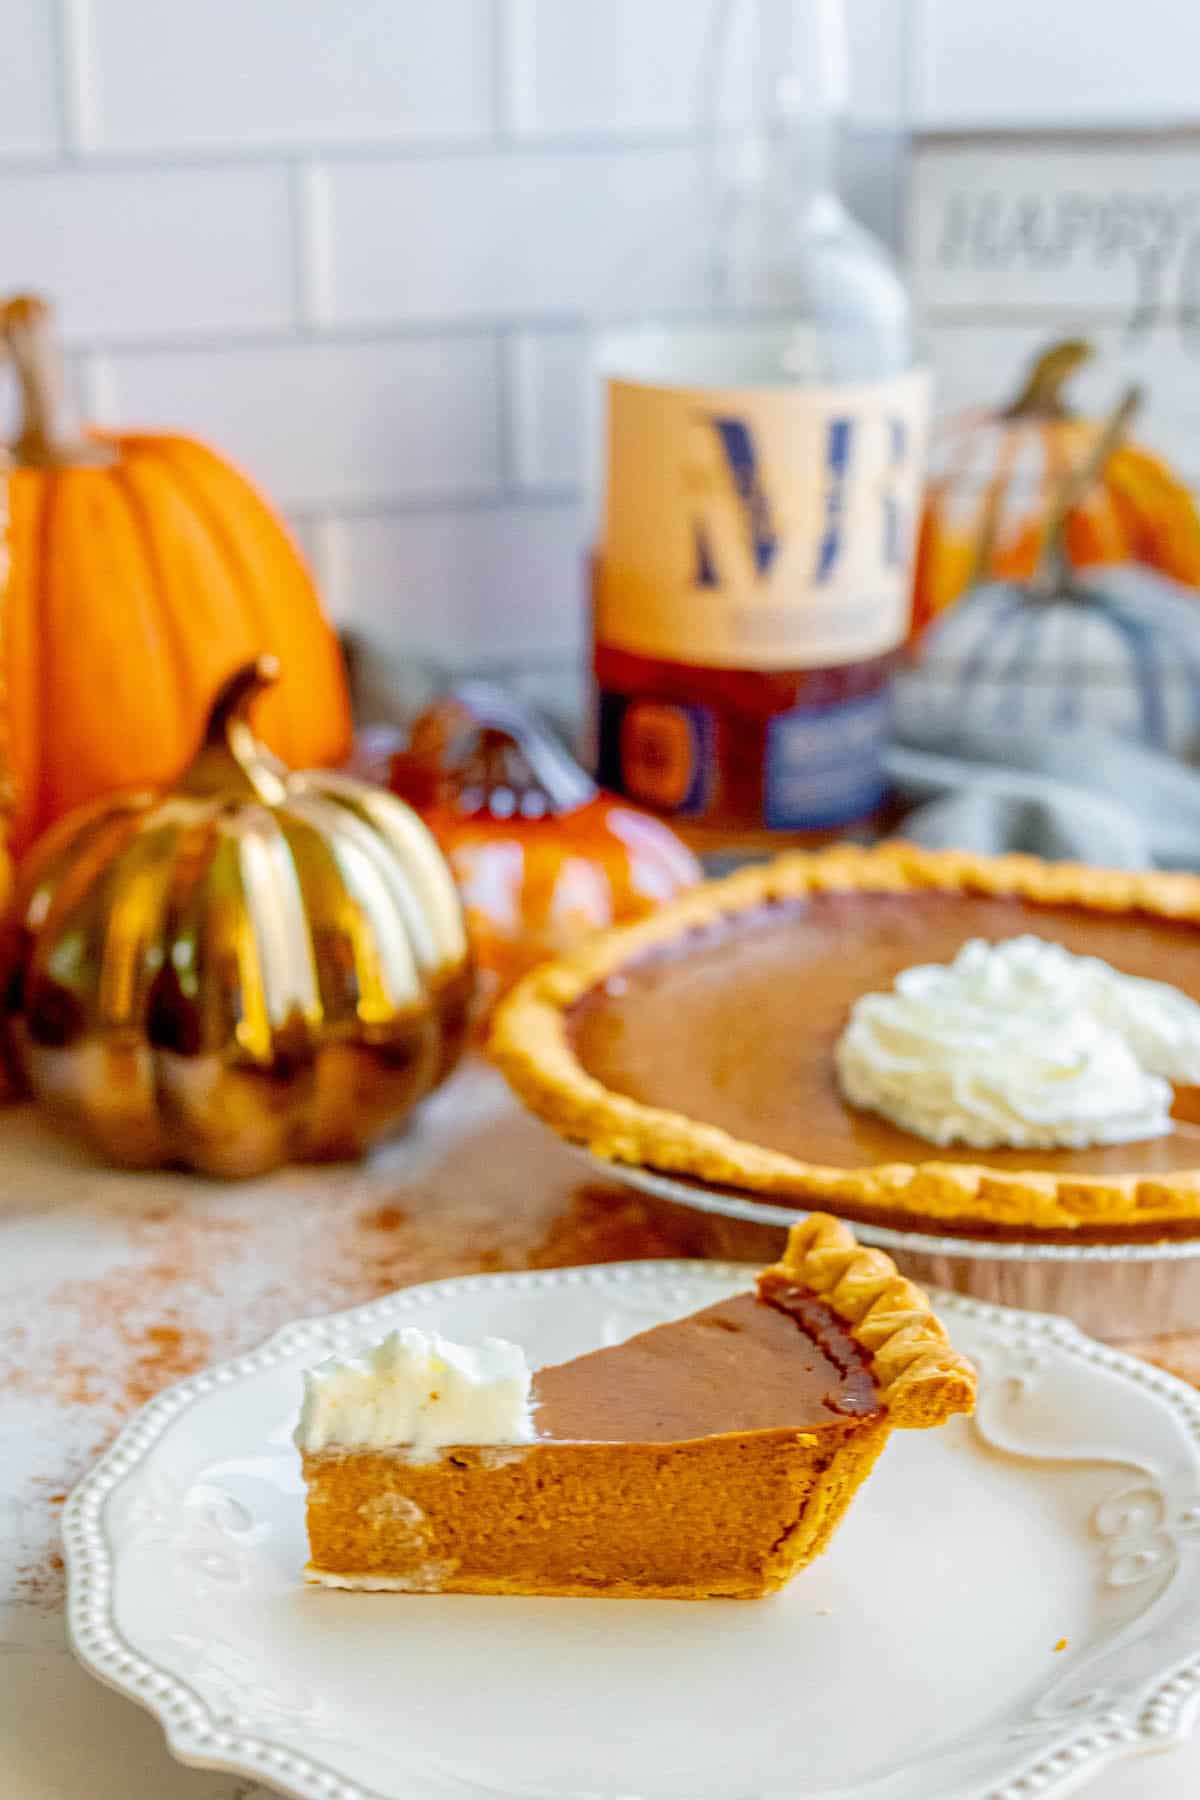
left=814, top=418, right=853, bottom=583
left=694, top=416, right=779, bottom=586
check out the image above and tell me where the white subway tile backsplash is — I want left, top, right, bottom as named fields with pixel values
left=0, top=3, right=912, bottom=675
left=322, top=147, right=704, bottom=326
left=845, top=0, right=907, bottom=129
left=507, top=0, right=713, bottom=137
left=0, top=0, right=59, bottom=156
left=333, top=501, right=585, bottom=662
left=913, top=0, right=1200, bottom=129
left=508, top=1, right=905, bottom=138
left=93, top=337, right=501, bottom=508
left=3, top=166, right=293, bottom=343
left=292, top=160, right=335, bottom=326
left=283, top=513, right=322, bottom=580
left=86, top=0, right=494, bottom=151
left=508, top=329, right=587, bottom=491
left=9, top=0, right=1185, bottom=681
left=74, top=348, right=117, bottom=421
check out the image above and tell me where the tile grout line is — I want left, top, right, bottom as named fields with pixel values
left=896, top=0, right=918, bottom=256
left=289, top=159, right=334, bottom=331
left=308, top=515, right=349, bottom=614
left=494, top=329, right=519, bottom=498
left=46, top=300, right=1184, bottom=366
left=53, top=318, right=592, bottom=358
left=490, top=0, right=521, bottom=145
left=75, top=349, right=116, bottom=422
left=50, top=0, right=96, bottom=157
left=901, top=0, right=921, bottom=140
left=286, top=489, right=581, bottom=527
left=0, top=122, right=902, bottom=179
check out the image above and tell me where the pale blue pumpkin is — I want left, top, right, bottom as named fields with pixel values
left=898, top=563, right=1200, bottom=756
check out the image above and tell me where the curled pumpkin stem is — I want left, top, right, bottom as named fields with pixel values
left=1002, top=338, right=1095, bottom=421
left=1033, top=385, right=1142, bottom=600
left=181, top=657, right=288, bottom=804
left=0, top=292, right=113, bottom=470
left=203, top=656, right=282, bottom=748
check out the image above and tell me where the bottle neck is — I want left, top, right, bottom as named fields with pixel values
left=706, top=0, right=847, bottom=208
left=748, top=115, right=840, bottom=204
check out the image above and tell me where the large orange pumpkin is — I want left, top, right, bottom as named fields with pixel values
left=0, top=463, right=14, bottom=912
left=0, top=293, right=352, bottom=854
left=913, top=338, right=1200, bottom=642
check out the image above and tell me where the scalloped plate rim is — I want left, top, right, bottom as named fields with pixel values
left=62, top=1259, right=1200, bottom=1800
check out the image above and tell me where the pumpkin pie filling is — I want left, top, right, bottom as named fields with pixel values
left=567, top=890, right=1200, bottom=1182
left=533, top=1288, right=880, bottom=1440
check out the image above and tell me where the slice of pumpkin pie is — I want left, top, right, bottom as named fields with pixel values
left=297, top=1215, right=975, bottom=1600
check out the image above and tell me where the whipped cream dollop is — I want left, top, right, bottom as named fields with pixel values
left=834, top=935, right=1200, bottom=1151
left=296, top=1327, right=536, bottom=1458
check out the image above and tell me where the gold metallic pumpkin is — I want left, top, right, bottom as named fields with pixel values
left=2, top=658, right=473, bottom=1176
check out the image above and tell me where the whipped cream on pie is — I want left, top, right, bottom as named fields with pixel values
left=296, top=1327, right=535, bottom=1458
left=834, top=935, right=1200, bottom=1151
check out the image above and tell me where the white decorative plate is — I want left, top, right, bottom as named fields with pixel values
left=64, top=1263, right=1200, bottom=1800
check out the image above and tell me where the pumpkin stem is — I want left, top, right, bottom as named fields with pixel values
left=0, top=293, right=115, bottom=469
left=392, top=684, right=595, bottom=820
left=204, top=656, right=282, bottom=746
left=183, top=656, right=288, bottom=803
left=1032, top=385, right=1142, bottom=601
left=1002, top=338, right=1095, bottom=420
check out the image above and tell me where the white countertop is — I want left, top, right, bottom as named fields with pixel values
left=2, top=1067, right=1197, bottom=1800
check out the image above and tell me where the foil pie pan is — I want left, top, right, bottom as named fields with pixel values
left=574, top=1152, right=1200, bottom=1343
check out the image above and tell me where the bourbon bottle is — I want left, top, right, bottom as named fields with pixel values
left=590, top=0, right=927, bottom=845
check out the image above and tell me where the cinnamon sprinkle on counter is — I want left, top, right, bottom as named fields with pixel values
left=360, top=1202, right=410, bottom=1233
left=2, top=1068, right=704, bottom=1616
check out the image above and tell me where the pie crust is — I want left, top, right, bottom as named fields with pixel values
left=490, top=843, right=1200, bottom=1236
left=761, top=1212, right=977, bottom=1426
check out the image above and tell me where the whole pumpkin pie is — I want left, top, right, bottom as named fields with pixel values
left=298, top=1215, right=975, bottom=1598
left=490, top=846, right=1200, bottom=1238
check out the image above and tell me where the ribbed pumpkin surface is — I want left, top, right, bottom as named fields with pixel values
left=914, top=339, right=1200, bottom=640
left=1, top=293, right=352, bottom=856
left=5, top=434, right=351, bottom=853
left=3, top=663, right=471, bottom=1177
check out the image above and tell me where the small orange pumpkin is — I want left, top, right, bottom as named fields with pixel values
left=913, top=338, right=1200, bottom=641
left=390, top=685, right=702, bottom=1011
left=0, top=293, right=352, bottom=854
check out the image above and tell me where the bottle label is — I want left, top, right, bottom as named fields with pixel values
left=596, top=691, right=714, bottom=816
left=763, top=690, right=890, bottom=829
left=595, top=368, right=929, bottom=671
